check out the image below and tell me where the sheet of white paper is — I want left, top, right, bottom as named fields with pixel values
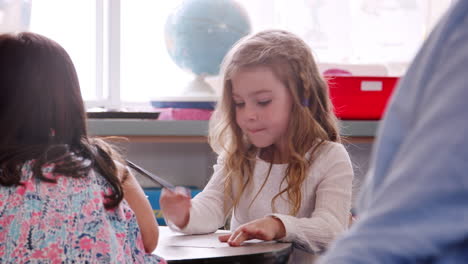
left=166, top=233, right=268, bottom=248
left=169, top=235, right=230, bottom=248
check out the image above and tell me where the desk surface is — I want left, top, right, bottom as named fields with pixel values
left=153, top=226, right=292, bottom=264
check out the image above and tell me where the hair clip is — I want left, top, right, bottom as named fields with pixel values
left=302, top=98, right=310, bottom=107
left=49, top=128, right=56, bottom=139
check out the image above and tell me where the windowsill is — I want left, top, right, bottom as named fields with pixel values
left=87, top=119, right=378, bottom=143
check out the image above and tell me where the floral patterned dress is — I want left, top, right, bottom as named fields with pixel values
left=0, top=161, right=166, bottom=264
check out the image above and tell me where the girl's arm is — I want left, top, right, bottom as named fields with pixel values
left=121, top=168, right=159, bottom=253
left=268, top=144, right=354, bottom=253
left=218, top=144, right=353, bottom=251
left=161, top=156, right=230, bottom=235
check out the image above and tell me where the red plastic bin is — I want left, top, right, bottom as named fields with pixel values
left=327, top=76, right=399, bottom=120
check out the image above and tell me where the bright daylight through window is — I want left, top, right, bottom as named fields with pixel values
left=26, top=0, right=452, bottom=109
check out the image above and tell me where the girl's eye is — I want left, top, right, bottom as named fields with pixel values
left=258, top=100, right=271, bottom=106
left=234, top=102, right=245, bottom=108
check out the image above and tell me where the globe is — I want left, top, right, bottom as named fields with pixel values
left=164, top=0, right=251, bottom=96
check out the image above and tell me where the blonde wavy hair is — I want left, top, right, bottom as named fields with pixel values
left=209, top=29, right=340, bottom=216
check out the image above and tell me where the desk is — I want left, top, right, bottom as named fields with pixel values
left=153, top=226, right=292, bottom=264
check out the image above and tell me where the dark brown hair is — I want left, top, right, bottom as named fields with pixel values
left=0, top=32, right=125, bottom=209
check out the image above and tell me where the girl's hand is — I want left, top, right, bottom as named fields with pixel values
left=159, top=187, right=192, bottom=229
left=218, top=216, right=286, bottom=246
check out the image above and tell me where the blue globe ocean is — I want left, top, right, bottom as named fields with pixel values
left=165, top=0, right=251, bottom=77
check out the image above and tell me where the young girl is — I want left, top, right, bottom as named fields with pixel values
left=0, top=32, right=165, bottom=263
left=160, top=29, right=354, bottom=263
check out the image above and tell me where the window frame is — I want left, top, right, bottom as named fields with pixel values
left=84, top=0, right=121, bottom=110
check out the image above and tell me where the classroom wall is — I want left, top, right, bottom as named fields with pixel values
left=122, top=142, right=217, bottom=189
left=122, top=141, right=373, bottom=207
left=344, top=142, right=373, bottom=206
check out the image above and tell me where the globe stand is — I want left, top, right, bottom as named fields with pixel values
left=150, top=75, right=217, bottom=109
left=183, top=75, right=216, bottom=98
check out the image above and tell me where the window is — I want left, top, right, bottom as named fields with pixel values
left=24, top=0, right=453, bottom=108
left=30, top=1, right=97, bottom=101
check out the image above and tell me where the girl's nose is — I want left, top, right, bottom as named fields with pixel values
left=245, top=105, right=258, bottom=121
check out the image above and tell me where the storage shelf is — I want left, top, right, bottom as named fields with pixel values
left=87, top=119, right=378, bottom=143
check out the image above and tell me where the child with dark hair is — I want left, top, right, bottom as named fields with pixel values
left=0, top=32, right=165, bottom=263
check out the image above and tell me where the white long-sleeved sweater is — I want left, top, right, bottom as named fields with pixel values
left=167, top=141, right=354, bottom=263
